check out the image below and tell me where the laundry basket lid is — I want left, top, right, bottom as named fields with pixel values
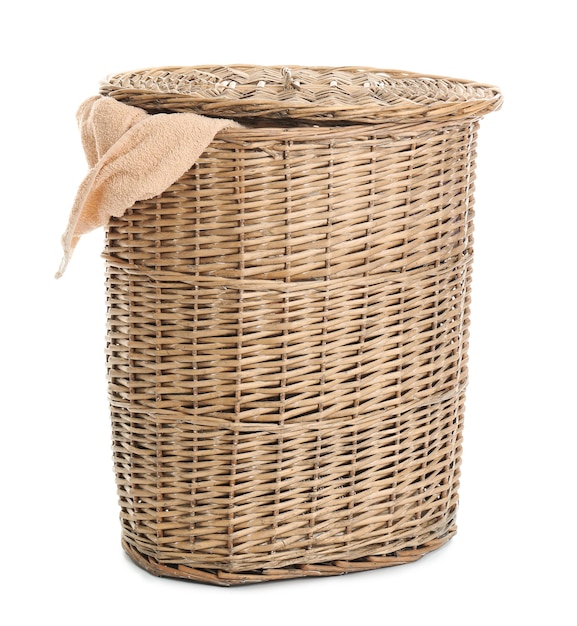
left=100, top=65, right=502, bottom=124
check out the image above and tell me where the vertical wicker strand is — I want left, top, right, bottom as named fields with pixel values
left=346, top=136, right=376, bottom=549
left=190, top=180, right=200, bottom=550
left=423, top=132, right=448, bottom=523
left=439, top=131, right=456, bottom=527
left=274, top=140, right=292, bottom=559
left=273, top=291, right=287, bottom=561
left=310, top=138, right=334, bottom=550
left=154, top=201, right=165, bottom=557
left=126, top=212, right=139, bottom=551
left=390, top=140, right=416, bottom=537
left=437, top=127, right=461, bottom=529
left=228, top=148, right=245, bottom=565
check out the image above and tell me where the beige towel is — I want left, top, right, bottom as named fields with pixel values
left=56, top=95, right=239, bottom=278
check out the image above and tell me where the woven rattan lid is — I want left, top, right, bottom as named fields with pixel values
left=100, top=65, right=502, bottom=124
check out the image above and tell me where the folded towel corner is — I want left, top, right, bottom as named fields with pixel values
left=56, top=96, right=239, bottom=278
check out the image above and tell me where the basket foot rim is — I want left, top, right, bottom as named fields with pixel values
left=121, top=529, right=456, bottom=586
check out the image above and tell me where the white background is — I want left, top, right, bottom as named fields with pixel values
left=2, top=2, right=575, bottom=624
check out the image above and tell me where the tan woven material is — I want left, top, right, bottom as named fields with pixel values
left=101, top=65, right=502, bottom=122
left=102, top=65, right=500, bottom=585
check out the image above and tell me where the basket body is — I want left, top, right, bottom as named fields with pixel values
left=103, top=66, right=499, bottom=585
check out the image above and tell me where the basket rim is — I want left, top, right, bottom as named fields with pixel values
left=99, top=64, right=502, bottom=123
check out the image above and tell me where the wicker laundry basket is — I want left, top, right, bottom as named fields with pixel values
left=100, top=65, right=501, bottom=585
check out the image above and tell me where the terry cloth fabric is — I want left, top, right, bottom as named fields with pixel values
left=56, top=95, right=239, bottom=278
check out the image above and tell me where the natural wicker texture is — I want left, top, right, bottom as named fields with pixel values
left=101, top=65, right=502, bottom=123
left=102, top=65, right=497, bottom=585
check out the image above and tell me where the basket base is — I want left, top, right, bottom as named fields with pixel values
left=121, top=529, right=456, bottom=586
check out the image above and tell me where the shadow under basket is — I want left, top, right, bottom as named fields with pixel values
left=102, top=65, right=501, bottom=585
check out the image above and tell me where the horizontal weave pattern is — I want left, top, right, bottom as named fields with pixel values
left=105, top=118, right=477, bottom=584
left=101, top=65, right=502, bottom=123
